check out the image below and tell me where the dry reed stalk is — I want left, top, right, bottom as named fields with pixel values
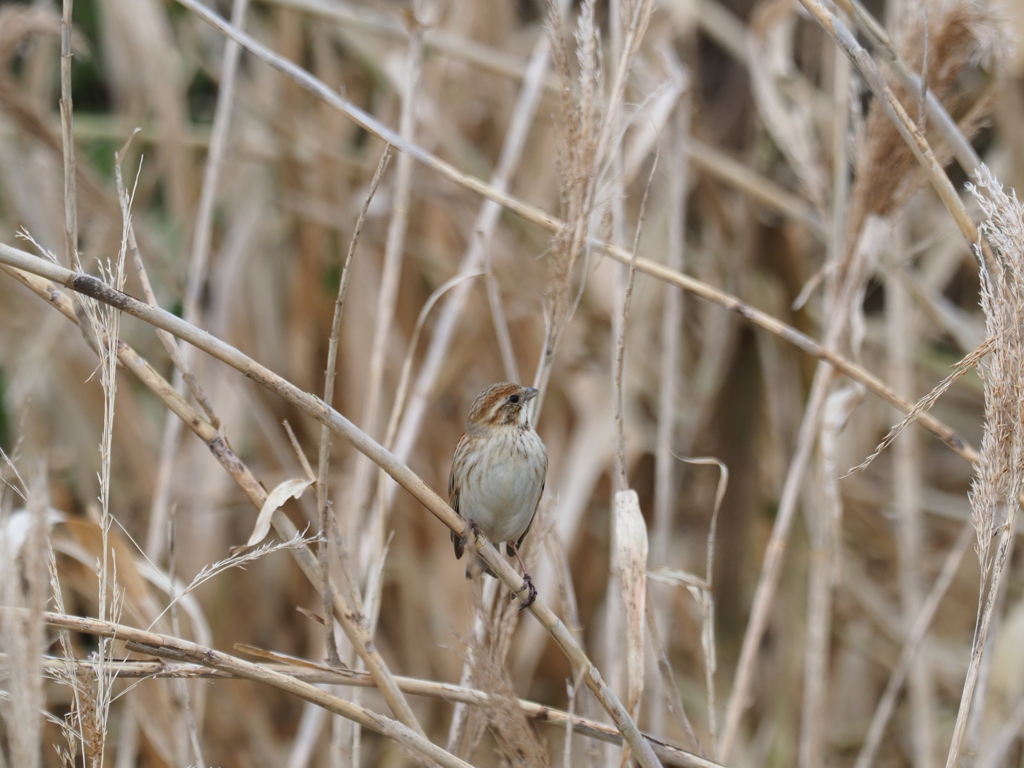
left=886, top=228, right=935, bottom=768
left=749, top=0, right=828, bottom=214
left=611, top=148, right=659, bottom=768
left=800, top=385, right=859, bottom=768
left=535, top=0, right=602, bottom=417
left=317, top=144, right=391, bottom=671
left=463, top=581, right=548, bottom=766
left=59, top=0, right=78, bottom=273
left=836, top=0, right=983, bottom=173
left=146, top=0, right=249, bottom=561
left=844, top=1, right=1004, bottom=254
left=644, top=603, right=702, bottom=756
left=648, top=457, right=726, bottom=758
left=113, top=142, right=210, bottom=765
left=650, top=61, right=689, bottom=700
left=854, top=521, right=973, bottom=768
left=0, top=470, right=48, bottom=768
left=796, top=34, right=853, bottom=767
left=446, top=577, right=499, bottom=758
left=348, top=16, right=423, bottom=591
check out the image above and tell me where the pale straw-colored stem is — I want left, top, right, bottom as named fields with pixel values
left=147, top=0, right=250, bottom=559
left=854, top=522, right=972, bottom=768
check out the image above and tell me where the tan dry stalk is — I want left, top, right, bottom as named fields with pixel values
left=349, top=21, right=423, bottom=585
left=469, top=583, right=549, bottom=767
left=115, top=136, right=219, bottom=431
left=317, top=144, right=392, bottom=668
left=59, top=0, right=78, bottom=272
left=684, top=457, right=727, bottom=754
left=848, top=339, right=992, bottom=476
left=113, top=144, right=208, bottom=765
left=887, top=231, right=935, bottom=768
left=854, top=521, right=973, bottom=768
left=749, top=0, right=828, bottom=214
left=800, top=385, right=859, bottom=768
left=644, top=603, right=703, bottom=755
left=650, top=82, right=690, bottom=740
left=609, top=154, right=658, bottom=765
left=446, top=578, right=497, bottom=758
left=797, top=39, right=851, bottom=758
left=0, top=478, right=48, bottom=768
left=0, top=245, right=663, bottom=768
left=147, top=0, right=250, bottom=561
left=68, top=141, right=134, bottom=766
left=539, top=0, right=653, bottom=421
left=536, top=0, right=602, bottom=416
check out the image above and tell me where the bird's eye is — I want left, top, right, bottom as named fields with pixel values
left=508, top=394, right=520, bottom=404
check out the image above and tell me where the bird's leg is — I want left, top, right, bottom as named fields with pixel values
left=508, top=543, right=537, bottom=609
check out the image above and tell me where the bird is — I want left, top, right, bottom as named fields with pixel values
left=448, top=382, right=547, bottom=608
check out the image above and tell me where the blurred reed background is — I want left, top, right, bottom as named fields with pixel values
left=2, top=0, right=1024, bottom=766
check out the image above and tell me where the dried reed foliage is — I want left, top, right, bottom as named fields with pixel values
left=846, top=1, right=1008, bottom=250
left=456, top=586, right=549, bottom=767
left=0, top=0, right=1023, bottom=765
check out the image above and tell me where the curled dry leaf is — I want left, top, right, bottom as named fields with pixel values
left=239, top=478, right=315, bottom=550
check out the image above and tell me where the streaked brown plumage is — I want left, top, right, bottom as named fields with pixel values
left=448, top=382, right=547, bottom=607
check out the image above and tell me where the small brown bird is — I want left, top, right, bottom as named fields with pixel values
left=448, top=382, right=548, bottom=608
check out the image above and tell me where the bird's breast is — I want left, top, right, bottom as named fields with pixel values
left=459, top=430, right=545, bottom=543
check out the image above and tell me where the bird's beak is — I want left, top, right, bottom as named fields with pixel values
left=523, top=387, right=539, bottom=401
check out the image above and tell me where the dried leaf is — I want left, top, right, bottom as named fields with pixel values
left=615, top=489, right=648, bottom=720
left=241, top=478, right=314, bottom=549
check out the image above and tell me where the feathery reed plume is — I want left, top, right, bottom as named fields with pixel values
left=465, top=584, right=549, bottom=767
left=535, top=0, right=603, bottom=407
left=846, top=2, right=1008, bottom=250
left=946, top=165, right=1024, bottom=767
